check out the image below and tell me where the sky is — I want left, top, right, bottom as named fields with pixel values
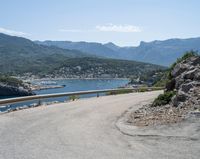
left=0, top=0, right=200, bottom=46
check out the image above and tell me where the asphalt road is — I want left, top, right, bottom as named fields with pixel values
left=0, top=91, right=199, bottom=159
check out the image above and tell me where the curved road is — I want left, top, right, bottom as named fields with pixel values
left=0, top=91, right=198, bottom=159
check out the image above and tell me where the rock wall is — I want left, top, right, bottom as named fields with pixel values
left=167, top=56, right=200, bottom=107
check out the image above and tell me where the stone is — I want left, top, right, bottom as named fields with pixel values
left=171, top=63, right=188, bottom=77
left=194, top=72, right=200, bottom=80
left=171, top=91, right=187, bottom=107
left=180, top=82, right=194, bottom=93
left=190, top=56, right=200, bottom=66
left=183, top=68, right=199, bottom=80
left=175, top=76, right=184, bottom=89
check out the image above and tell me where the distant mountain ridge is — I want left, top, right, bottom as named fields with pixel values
left=35, top=40, right=122, bottom=59
left=0, top=33, right=91, bottom=74
left=0, top=33, right=164, bottom=78
left=36, top=37, right=200, bottom=66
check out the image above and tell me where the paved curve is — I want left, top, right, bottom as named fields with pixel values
left=1, top=91, right=197, bottom=159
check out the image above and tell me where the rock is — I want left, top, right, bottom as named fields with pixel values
left=175, top=76, right=185, bottom=89
left=194, top=72, right=200, bottom=80
left=171, top=95, right=179, bottom=107
left=171, top=91, right=187, bottom=107
left=183, top=68, right=199, bottom=80
left=171, top=63, right=188, bottom=77
left=0, top=83, right=35, bottom=96
left=130, top=54, right=200, bottom=126
left=190, top=56, right=200, bottom=66
left=171, top=56, right=200, bottom=107
left=180, top=82, right=194, bottom=93
left=177, top=90, right=188, bottom=101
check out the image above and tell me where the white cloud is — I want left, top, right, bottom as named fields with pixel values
left=59, top=24, right=142, bottom=33
left=95, top=24, right=142, bottom=33
left=0, top=27, right=29, bottom=36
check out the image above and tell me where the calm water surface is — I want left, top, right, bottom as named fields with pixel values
left=0, top=79, right=129, bottom=111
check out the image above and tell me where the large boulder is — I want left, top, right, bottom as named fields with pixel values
left=171, top=90, right=188, bottom=107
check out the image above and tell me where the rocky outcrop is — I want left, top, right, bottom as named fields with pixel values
left=128, top=55, right=200, bottom=126
left=170, top=56, right=200, bottom=107
left=0, top=83, right=35, bottom=96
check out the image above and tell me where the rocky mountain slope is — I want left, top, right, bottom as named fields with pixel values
left=169, top=55, right=200, bottom=108
left=36, top=37, right=200, bottom=66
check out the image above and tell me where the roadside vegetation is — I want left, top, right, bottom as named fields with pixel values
left=69, top=95, right=80, bottom=101
left=152, top=91, right=175, bottom=106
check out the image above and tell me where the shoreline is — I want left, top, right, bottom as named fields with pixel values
left=27, top=78, right=129, bottom=91
left=30, top=85, right=65, bottom=91
left=23, top=77, right=130, bottom=82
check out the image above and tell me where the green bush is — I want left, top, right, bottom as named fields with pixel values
left=69, top=95, right=79, bottom=101
left=152, top=91, right=176, bottom=107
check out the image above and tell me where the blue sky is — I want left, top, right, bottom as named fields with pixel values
left=0, top=0, right=200, bottom=46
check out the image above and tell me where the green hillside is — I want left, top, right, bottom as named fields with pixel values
left=0, top=33, right=166, bottom=78
left=50, top=57, right=166, bottom=78
left=0, top=33, right=90, bottom=74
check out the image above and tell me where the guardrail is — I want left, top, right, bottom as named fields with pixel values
left=0, top=87, right=163, bottom=107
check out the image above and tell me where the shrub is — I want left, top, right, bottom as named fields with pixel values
left=69, top=95, right=79, bottom=101
left=152, top=91, right=176, bottom=107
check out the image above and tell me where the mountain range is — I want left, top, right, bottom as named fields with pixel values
left=0, top=33, right=164, bottom=78
left=36, top=37, right=200, bottom=66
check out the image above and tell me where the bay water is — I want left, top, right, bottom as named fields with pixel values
left=0, top=79, right=129, bottom=111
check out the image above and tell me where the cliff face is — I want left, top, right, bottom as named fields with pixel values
left=0, top=83, right=34, bottom=96
left=168, top=55, right=200, bottom=108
